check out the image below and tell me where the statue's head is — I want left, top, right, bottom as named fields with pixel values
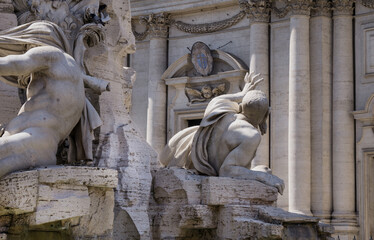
left=240, top=90, right=269, bottom=135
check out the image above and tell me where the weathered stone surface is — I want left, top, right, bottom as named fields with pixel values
left=179, top=205, right=217, bottom=229
left=38, top=166, right=118, bottom=188
left=154, top=168, right=203, bottom=205
left=0, top=166, right=117, bottom=238
left=0, top=171, right=38, bottom=215
left=29, top=184, right=90, bottom=226
left=217, top=205, right=283, bottom=240
left=71, top=187, right=115, bottom=238
left=201, top=176, right=278, bottom=206
left=253, top=205, right=319, bottom=224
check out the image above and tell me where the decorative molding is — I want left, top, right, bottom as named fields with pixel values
left=239, top=0, right=271, bottom=23
left=185, top=84, right=226, bottom=104
left=361, top=0, right=374, bottom=9
left=147, top=12, right=170, bottom=38
left=288, top=0, right=313, bottom=15
left=172, top=11, right=245, bottom=34
left=132, top=10, right=246, bottom=40
left=311, top=0, right=332, bottom=17
left=332, top=0, right=354, bottom=16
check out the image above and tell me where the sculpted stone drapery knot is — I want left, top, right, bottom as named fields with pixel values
left=311, top=0, right=332, bottom=17
left=332, top=0, right=354, bottom=16
left=239, top=0, right=271, bottom=23
left=147, top=12, right=170, bottom=39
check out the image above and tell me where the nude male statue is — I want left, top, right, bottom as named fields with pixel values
left=160, top=72, right=285, bottom=194
left=0, top=45, right=107, bottom=178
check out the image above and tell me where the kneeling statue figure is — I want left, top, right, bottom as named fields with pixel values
left=160, top=72, right=285, bottom=194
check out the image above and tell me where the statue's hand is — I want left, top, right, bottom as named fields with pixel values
left=242, top=71, right=263, bottom=94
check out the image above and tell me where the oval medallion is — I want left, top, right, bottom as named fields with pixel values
left=191, top=42, right=213, bottom=76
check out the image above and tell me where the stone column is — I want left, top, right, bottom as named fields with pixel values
left=245, top=0, right=271, bottom=168
left=310, top=0, right=333, bottom=221
left=146, top=13, right=169, bottom=154
left=288, top=0, right=313, bottom=215
left=331, top=0, right=357, bottom=235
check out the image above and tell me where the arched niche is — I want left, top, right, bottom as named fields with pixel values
left=353, top=93, right=374, bottom=240
left=161, top=49, right=248, bottom=140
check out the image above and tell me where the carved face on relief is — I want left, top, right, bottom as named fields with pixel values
left=201, top=85, right=213, bottom=99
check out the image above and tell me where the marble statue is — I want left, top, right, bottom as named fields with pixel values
left=160, top=72, right=285, bottom=194
left=0, top=0, right=110, bottom=178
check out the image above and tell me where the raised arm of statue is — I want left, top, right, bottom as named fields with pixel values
left=213, top=71, right=263, bottom=103
left=0, top=47, right=49, bottom=78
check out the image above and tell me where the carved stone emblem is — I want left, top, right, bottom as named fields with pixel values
left=191, top=42, right=213, bottom=76
left=185, top=83, right=226, bottom=103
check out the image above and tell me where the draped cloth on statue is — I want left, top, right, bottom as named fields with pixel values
left=0, top=20, right=102, bottom=160
left=160, top=98, right=240, bottom=176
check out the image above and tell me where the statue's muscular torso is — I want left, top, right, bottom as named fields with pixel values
left=3, top=46, right=85, bottom=141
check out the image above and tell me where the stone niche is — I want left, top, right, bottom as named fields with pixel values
left=162, top=48, right=248, bottom=140
left=354, top=93, right=374, bottom=240
left=0, top=166, right=118, bottom=240
left=150, top=168, right=334, bottom=240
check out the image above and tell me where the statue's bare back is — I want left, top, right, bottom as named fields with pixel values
left=0, top=46, right=86, bottom=177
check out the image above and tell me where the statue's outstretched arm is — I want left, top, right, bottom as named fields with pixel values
left=82, top=74, right=110, bottom=94
left=0, top=47, right=49, bottom=78
left=214, top=71, right=263, bottom=103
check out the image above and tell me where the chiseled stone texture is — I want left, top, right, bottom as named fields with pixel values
left=0, top=166, right=117, bottom=239
left=151, top=167, right=333, bottom=240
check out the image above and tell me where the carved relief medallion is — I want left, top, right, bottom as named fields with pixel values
left=191, top=42, right=213, bottom=76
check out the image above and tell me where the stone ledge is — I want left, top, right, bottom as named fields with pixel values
left=0, top=166, right=118, bottom=225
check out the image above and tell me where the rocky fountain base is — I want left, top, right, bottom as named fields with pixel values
left=150, top=168, right=334, bottom=240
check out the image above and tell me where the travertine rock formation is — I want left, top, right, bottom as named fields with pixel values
left=151, top=168, right=334, bottom=240
left=0, top=166, right=118, bottom=239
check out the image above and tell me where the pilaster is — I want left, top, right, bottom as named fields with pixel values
left=288, top=0, right=313, bottom=216
left=310, top=0, right=333, bottom=222
left=331, top=0, right=358, bottom=238
left=241, top=0, right=271, bottom=168
left=146, top=13, right=170, bottom=154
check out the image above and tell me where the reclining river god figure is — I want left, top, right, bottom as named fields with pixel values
left=0, top=20, right=109, bottom=179
left=160, top=72, right=285, bottom=194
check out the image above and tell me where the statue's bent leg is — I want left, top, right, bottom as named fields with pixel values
left=0, top=128, right=58, bottom=178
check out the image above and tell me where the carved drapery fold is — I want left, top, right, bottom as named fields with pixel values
left=332, top=0, right=354, bottom=16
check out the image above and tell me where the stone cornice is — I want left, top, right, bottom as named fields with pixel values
left=239, top=0, right=271, bottom=23
left=311, top=0, right=332, bottom=17
left=332, top=0, right=354, bottom=16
